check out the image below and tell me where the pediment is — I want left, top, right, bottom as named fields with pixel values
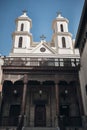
left=31, top=42, right=56, bottom=54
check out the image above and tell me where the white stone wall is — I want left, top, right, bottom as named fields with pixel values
left=13, top=35, right=31, bottom=49
left=58, top=48, right=74, bottom=54
left=16, top=20, right=31, bottom=32
left=56, top=21, right=68, bottom=32
left=57, top=35, right=73, bottom=48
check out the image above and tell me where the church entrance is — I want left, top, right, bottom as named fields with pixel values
left=59, top=105, right=69, bottom=116
left=34, top=104, right=46, bottom=127
left=9, top=105, right=20, bottom=126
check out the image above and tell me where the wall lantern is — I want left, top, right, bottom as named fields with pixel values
left=39, top=90, right=42, bottom=97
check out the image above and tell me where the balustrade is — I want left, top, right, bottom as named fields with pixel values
left=3, top=57, right=80, bottom=68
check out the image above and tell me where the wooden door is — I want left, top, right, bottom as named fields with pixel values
left=35, top=104, right=46, bottom=127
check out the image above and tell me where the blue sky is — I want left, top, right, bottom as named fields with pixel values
left=0, top=0, right=84, bottom=55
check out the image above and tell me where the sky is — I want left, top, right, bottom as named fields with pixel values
left=0, top=0, right=84, bottom=56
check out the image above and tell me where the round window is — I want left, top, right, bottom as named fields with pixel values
left=40, top=47, right=46, bottom=52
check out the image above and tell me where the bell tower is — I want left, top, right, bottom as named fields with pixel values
left=10, top=11, right=32, bottom=55
left=52, top=13, right=74, bottom=54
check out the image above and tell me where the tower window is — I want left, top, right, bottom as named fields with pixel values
left=21, top=23, right=24, bottom=31
left=62, top=37, right=66, bottom=48
left=18, top=37, right=23, bottom=48
left=60, top=24, right=64, bottom=32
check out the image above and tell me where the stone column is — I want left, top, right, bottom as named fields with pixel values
left=21, top=74, right=28, bottom=116
left=18, top=74, right=28, bottom=129
left=55, top=79, right=59, bottom=127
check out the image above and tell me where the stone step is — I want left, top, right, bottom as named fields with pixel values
left=0, top=127, right=60, bottom=130
left=22, top=127, right=60, bottom=130
left=0, top=127, right=17, bottom=130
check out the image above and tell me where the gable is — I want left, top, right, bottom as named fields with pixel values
left=31, top=42, right=56, bottom=54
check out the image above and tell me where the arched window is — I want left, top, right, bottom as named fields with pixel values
left=21, top=23, right=24, bottom=31
left=62, top=37, right=66, bottom=48
left=60, top=24, right=64, bottom=32
left=18, top=37, right=23, bottom=48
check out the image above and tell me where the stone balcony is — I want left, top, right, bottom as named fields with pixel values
left=3, top=57, right=80, bottom=67
left=2, top=57, right=80, bottom=75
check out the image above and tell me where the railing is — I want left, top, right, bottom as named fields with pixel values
left=3, top=57, right=80, bottom=68
left=59, top=116, right=82, bottom=127
left=0, top=116, right=82, bottom=127
left=0, top=116, right=52, bottom=127
left=28, top=121, right=52, bottom=127
left=0, top=116, right=19, bottom=126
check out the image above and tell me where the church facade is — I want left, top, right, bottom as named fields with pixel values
left=0, top=11, right=85, bottom=130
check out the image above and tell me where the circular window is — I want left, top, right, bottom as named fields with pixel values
left=40, top=47, right=46, bottom=52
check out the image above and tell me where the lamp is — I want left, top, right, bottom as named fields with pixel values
left=39, top=90, right=42, bottom=97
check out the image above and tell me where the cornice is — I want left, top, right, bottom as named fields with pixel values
left=12, top=31, right=32, bottom=37
left=52, top=32, right=72, bottom=38
left=15, top=17, right=32, bottom=28
left=52, top=18, right=69, bottom=29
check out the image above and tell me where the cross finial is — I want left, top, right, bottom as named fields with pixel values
left=23, top=9, right=27, bottom=14
left=40, top=34, right=46, bottom=40
left=56, top=11, right=62, bottom=17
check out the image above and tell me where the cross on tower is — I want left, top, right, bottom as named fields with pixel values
left=23, top=9, right=27, bottom=14
left=40, top=34, right=46, bottom=40
left=56, top=11, right=62, bottom=16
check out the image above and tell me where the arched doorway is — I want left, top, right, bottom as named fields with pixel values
left=27, top=80, right=54, bottom=127
left=34, top=102, right=46, bottom=127
left=0, top=80, right=23, bottom=126
left=58, top=80, right=82, bottom=127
